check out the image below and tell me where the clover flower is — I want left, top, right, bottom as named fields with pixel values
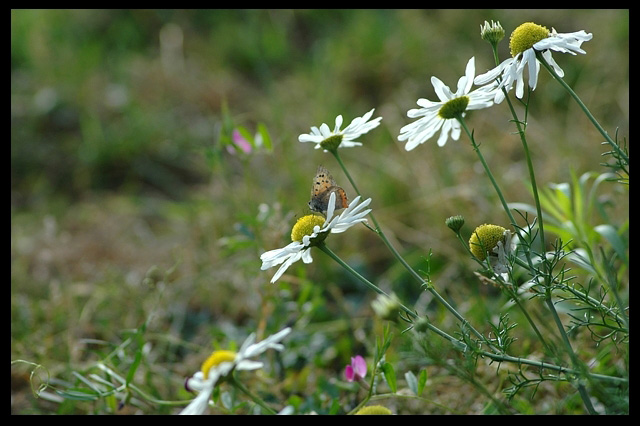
left=474, top=22, right=593, bottom=103
left=260, top=192, right=372, bottom=283
left=180, top=327, right=292, bottom=415
left=398, top=57, right=498, bottom=150
left=344, top=355, right=367, bottom=382
left=298, top=108, right=382, bottom=152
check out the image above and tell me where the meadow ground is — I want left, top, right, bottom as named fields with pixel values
left=11, top=10, right=628, bottom=414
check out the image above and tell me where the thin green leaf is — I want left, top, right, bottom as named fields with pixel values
left=594, top=224, right=628, bottom=264
left=418, top=369, right=427, bottom=396
left=405, top=371, right=418, bottom=396
left=57, top=388, right=101, bottom=401
left=257, top=123, right=272, bottom=151
left=381, top=362, right=397, bottom=393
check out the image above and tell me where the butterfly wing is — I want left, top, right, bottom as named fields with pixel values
left=311, top=165, right=336, bottom=198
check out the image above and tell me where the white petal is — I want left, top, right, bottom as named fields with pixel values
left=436, top=120, right=452, bottom=147
left=180, top=373, right=219, bottom=415
left=525, top=49, right=539, bottom=90
left=334, top=115, right=343, bottom=132
left=325, top=191, right=336, bottom=221
left=431, top=76, right=453, bottom=102
left=474, top=57, right=512, bottom=85
left=298, top=134, right=324, bottom=143
left=301, top=248, right=313, bottom=264
left=318, top=123, right=331, bottom=138
left=542, top=50, right=564, bottom=78
left=415, top=97, right=440, bottom=110
left=235, top=360, right=264, bottom=371
left=241, top=327, right=291, bottom=358
left=460, top=57, right=475, bottom=95
left=270, top=250, right=304, bottom=283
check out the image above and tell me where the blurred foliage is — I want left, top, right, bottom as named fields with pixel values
left=11, top=9, right=628, bottom=414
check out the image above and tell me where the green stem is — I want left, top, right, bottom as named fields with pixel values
left=476, top=349, right=627, bottom=384
left=315, top=241, right=632, bottom=385
left=512, top=257, right=628, bottom=327
left=501, top=97, right=547, bottom=253
left=331, top=150, right=491, bottom=347
left=536, top=52, right=628, bottom=164
left=456, top=229, right=552, bottom=352
left=228, top=374, right=277, bottom=414
left=316, top=242, right=416, bottom=320
left=456, top=116, right=517, bottom=227
left=545, top=296, right=597, bottom=414
left=494, top=81, right=596, bottom=412
left=318, top=242, right=467, bottom=351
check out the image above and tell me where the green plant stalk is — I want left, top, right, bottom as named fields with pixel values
left=330, top=150, right=492, bottom=349
left=455, top=227, right=553, bottom=353
left=511, top=256, right=628, bottom=328
left=347, top=352, right=380, bottom=415
left=496, top=81, right=596, bottom=412
left=536, top=52, right=628, bottom=164
left=486, top=45, right=546, bottom=275
left=228, top=374, right=278, bottom=414
left=456, top=115, right=559, bottom=352
left=455, top=116, right=517, bottom=228
left=475, top=349, right=626, bottom=384
left=318, top=242, right=466, bottom=350
left=316, top=242, right=415, bottom=320
left=500, top=70, right=603, bottom=412
left=544, top=296, right=597, bottom=414
left=316, top=242, right=628, bottom=385
left=486, top=45, right=548, bottom=268
left=500, top=97, right=547, bottom=253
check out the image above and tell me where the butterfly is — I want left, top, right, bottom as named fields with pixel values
left=308, top=165, right=349, bottom=214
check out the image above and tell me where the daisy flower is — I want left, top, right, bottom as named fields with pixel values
left=398, top=56, right=498, bottom=151
left=180, top=327, right=292, bottom=415
left=260, top=192, right=372, bottom=283
left=298, top=108, right=382, bottom=152
left=474, top=22, right=593, bottom=103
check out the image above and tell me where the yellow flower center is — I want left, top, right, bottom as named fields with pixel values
left=355, top=405, right=393, bottom=415
left=201, top=350, right=236, bottom=379
left=509, top=22, right=551, bottom=57
left=469, top=224, right=507, bottom=261
left=291, top=214, right=326, bottom=242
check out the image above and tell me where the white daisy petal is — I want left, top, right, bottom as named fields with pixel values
left=541, top=50, right=564, bottom=77
left=474, top=57, right=511, bottom=85
left=460, top=57, right=475, bottom=94
left=334, top=114, right=343, bottom=132
left=431, top=76, right=452, bottom=102
left=260, top=194, right=373, bottom=283
left=181, top=327, right=291, bottom=415
left=298, top=109, right=382, bottom=151
left=325, top=191, right=336, bottom=222
left=235, top=360, right=264, bottom=371
left=472, top=25, right=591, bottom=100
left=524, top=49, right=539, bottom=90
left=399, top=57, right=497, bottom=149
left=437, top=120, right=452, bottom=147
left=180, top=381, right=215, bottom=415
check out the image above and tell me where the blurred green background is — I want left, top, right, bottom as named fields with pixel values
left=11, top=10, right=628, bottom=414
